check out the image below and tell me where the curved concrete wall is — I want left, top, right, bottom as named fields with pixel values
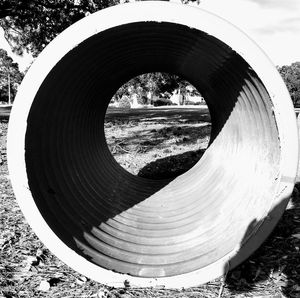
left=7, top=1, right=298, bottom=288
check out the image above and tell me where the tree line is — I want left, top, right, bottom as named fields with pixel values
left=113, top=72, right=202, bottom=106
left=278, top=62, right=300, bottom=107
left=0, top=49, right=23, bottom=104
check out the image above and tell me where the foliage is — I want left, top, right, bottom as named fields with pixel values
left=0, top=0, right=118, bottom=57
left=0, top=0, right=201, bottom=58
left=0, top=0, right=199, bottom=106
left=278, top=62, right=300, bottom=107
left=0, top=49, right=23, bottom=103
left=113, top=72, right=201, bottom=105
left=117, top=95, right=131, bottom=109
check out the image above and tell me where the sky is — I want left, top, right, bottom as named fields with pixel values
left=0, top=0, right=300, bottom=70
left=197, top=0, right=300, bottom=66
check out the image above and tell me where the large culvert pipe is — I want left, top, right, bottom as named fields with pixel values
left=8, top=1, right=298, bottom=288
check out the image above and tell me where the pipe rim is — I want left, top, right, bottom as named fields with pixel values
left=7, top=1, right=298, bottom=288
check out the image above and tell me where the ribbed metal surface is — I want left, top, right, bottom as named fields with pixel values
left=24, top=22, right=281, bottom=278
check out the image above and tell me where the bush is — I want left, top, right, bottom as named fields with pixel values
left=118, top=96, right=131, bottom=109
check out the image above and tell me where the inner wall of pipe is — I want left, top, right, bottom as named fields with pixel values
left=25, top=22, right=280, bottom=277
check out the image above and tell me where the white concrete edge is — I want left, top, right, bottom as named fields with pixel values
left=7, top=1, right=298, bottom=288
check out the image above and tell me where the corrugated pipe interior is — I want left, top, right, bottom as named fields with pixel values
left=8, top=2, right=298, bottom=288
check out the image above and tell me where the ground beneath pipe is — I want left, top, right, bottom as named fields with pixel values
left=1, top=111, right=300, bottom=297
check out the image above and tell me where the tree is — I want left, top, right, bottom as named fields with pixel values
left=0, top=49, right=23, bottom=104
left=278, top=62, right=300, bottom=107
left=0, top=1, right=201, bottom=105
left=112, top=72, right=201, bottom=105
left=0, top=0, right=200, bottom=58
left=0, top=0, right=118, bottom=57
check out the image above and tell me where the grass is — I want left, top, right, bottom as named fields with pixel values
left=104, top=106, right=210, bottom=177
left=0, top=107, right=300, bottom=297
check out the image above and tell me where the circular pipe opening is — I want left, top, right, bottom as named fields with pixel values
left=105, top=72, right=211, bottom=179
left=8, top=2, right=298, bottom=288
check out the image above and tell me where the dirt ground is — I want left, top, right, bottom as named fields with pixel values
left=1, top=107, right=300, bottom=298
left=104, top=106, right=211, bottom=179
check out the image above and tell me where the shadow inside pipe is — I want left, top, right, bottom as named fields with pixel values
left=24, top=21, right=283, bottom=277
left=225, top=183, right=300, bottom=297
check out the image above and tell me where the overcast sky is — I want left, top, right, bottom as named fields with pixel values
left=199, top=0, right=300, bottom=66
left=1, top=0, right=300, bottom=70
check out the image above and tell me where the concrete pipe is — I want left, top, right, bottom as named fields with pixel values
left=8, top=1, right=298, bottom=288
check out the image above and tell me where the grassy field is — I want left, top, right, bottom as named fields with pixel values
left=104, top=106, right=211, bottom=178
left=0, top=107, right=300, bottom=298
